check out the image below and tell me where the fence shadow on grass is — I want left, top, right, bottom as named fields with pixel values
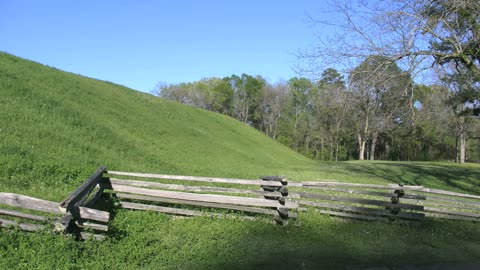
left=177, top=213, right=480, bottom=270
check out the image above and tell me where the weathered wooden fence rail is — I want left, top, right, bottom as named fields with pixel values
left=286, top=181, right=480, bottom=222
left=0, top=192, right=109, bottom=240
left=105, top=171, right=297, bottom=225
left=1, top=166, right=479, bottom=240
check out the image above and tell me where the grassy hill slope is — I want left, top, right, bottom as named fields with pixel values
left=0, top=52, right=312, bottom=200
left=1, top=52, right=480, bottom=269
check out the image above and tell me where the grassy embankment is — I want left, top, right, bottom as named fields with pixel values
left=1, top=52, right=479, bottom=269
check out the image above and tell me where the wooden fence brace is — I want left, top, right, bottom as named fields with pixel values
left=261, top=176, right=290, bottom=225
left=59, top=166, right=107, bottom=213
left=57, top=166, right=110, bottom=236
left=387, top=184, right=405, bottom=217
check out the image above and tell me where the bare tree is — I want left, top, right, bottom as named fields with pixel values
left=258, top=81, right=290, bottom=139
left=297, top=0, right=480, bottom=163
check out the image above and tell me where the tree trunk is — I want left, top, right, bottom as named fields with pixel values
left=385, top=141, right=390, bottom=160
left=321, top=137, right=324, bottom=160
left=455, top=135, right=459, bottom=163
left=459, top=115, right=466, bottom=164
left=358, top=116, right=369, bottom=160
left=244, top=103, right=249, bottom=123
left=358, top=132, right=366, bottom=160
left=335, top=142, right=339, bottom=162
left=370, top=131, right=378, bottom=160
left=460, top=132, right=466, bottom=163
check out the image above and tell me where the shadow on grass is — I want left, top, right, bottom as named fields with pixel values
left=342, top=162, right=480, bottom=195
left=176, top=213, right=480, bottom=270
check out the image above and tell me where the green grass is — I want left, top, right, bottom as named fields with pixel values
left=1, top=52, right=480, bottom=269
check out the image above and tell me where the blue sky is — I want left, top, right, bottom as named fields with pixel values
left=1, top=1, right=328, bottom=93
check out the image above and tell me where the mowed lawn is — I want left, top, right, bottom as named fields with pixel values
left=1, top=52, right=480, bottom=269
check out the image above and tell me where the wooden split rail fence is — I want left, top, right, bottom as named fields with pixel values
left=0, top=166, right=298, bottom=240
left=1, top=166, right=480, bottom=240
left=0, top=166, right=110, bottom=240
left=105, top=171, right=298, bottom=225
left=286, top=181, right=480, bottom=222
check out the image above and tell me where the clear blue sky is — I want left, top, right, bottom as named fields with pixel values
left=1, top=1, right=327, bottom=93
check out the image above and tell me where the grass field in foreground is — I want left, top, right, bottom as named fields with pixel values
left=1, top=52, right=479, bottom=269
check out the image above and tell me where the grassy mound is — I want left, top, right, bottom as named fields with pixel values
left=0, top=52, right=312, bottom=200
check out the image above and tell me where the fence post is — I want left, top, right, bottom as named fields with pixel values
left=389, top=183, right=405, bottom=218
left=261, top=176, right=289, bottom=225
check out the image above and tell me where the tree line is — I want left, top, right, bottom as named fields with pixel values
left=156, top=0, right=480, bottom=163
left=156, top=57, right=479, bottom=162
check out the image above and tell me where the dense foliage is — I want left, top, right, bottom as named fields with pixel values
left=156, top=67, right=480, bottom=162
left=294, top=0, right=480, bottom=163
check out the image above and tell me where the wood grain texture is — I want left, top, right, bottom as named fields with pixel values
left=424, top=207, right=480, bottom=219
left=295, top=192, right=424, bottom=211
left=0, top=192, right=60, bottom=214
left=319, top=210, right=384, bottom=221
left=299, top=200, right=425, bottom=220
left=0, top=208, right=48, bottom=222
left=107, top=171, right=283, bottom=187
left=116, top=193, right=297, bottom=218
left=109, top=178, right=282, bottom=197
left=120, top=201, right=258, bottom=221
left=427, top=194, right=480, bottom=206
left=300, top=182, right=423, bottom=190
left=75, top=220, right=109, bottom=231
left=426, top=213, right=480, bottom=222
left=107, top=183, right=298, bottom=209
left=59, top=166, right=106, bottom=213
left=77, top=207, right=110, bottom=223
left=419, top=188, right=480, bottom=199
left=292, top=187, right=426, bottom=200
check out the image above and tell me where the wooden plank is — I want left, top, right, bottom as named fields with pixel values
left=424, top=207, right=480, bottom=219
left=299, top=200, right=424, bottom=220
left=77, top=207, right=110, bottom=223
left=0, top=208, right=48, bottom=222
left=109, top=178, right=282, bottom=197
left=428, top=194, right=480, bottom=208
left=318, top=210, right=384, bottom=221
left=423, top=201, right=480, bottom=211
left=426, top=213, right=480, bottom=222
left=107, top=171, right=283, bottom=187
left=59, top=166, right=106, bottom=213
left=293, top=187, right=426, bottom=200
left=79, top=232, right=106, bottom=241
left=75, top=221, right=109, bottom=232
left=300, top=182, right=423, bottom=190
left=427, top=195, right=480, bottom=207
left=107, top=183, right=297, bottom=209
left=0, top=192, right=109, bottom=223
left=419, top=188, right=480, bottom=199
left=0, top=192, right=60, bottom=214
left=295, top=192, right=424, bottom=211
left=261, top=176, right=288, bottom=184
left=0, top=218, right=44, bottom=232
left=116, top=193, right=297, bottom=219
left=121, top=201, right=206, bottom=216
left=120, top=201, right=259, bottom=221
left=286, top=182, right=303, bottom=187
